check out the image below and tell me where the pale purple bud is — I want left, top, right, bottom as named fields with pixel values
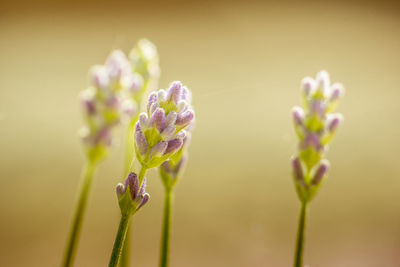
left=292, top=106, right=304, bottom=126
left=330, top=83, right=345, bottom=101
left=175, top=130, right=187, bottom=140
left=137, top=193, right=150, bottom=210
left=164, top=138, right=183, bottom=155
left=176, top=110, right=194, bottom=127
left=147, top=92, right=158, bottom=112
left=150, top=108, right=166, bottom=132
left=327, top=113, right=343, bottom=132
left=116, top=183, right=125, bottom=198
left=165, top=111, right=178, bottom=126
left=80, top=89, right=97, bottom=115
left=149, top=102, right=159, bottom=114
left=157, top=89, right=167, bottom=102
left=167, top=81, right=182, bottom=104
left=138, top=178, right=147, bottom=196
left=139, top=113, right=149, bottom=129
left=106, top=96, right=120, bottom=109
left=311, top=160, right=330, bottom=185
left=125, top=172, right=139, bottom=200
left=121, top=99, right=135, bottom=117
left=135, top=123, right=148, bottom=155
left=291, top=156, right=304, bottom=183
left=161, top=125, right=176, bottom=140
left=90, top=65, right=110, bottom=89
left=121, top=73, right=143, bottom=93
left=301, top=77, right=316, bottom=96
left=150, top=141, right=168, bottom=157
left=96, top=127, right=112, bottom=146
left=177, top=100, right=189, bottom=113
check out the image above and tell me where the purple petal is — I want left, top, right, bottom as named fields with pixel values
left=135, top=123, right=148, bottom=156
left=291, top=157, right=304, bottom=183
left=330, top=83, right=345, bottom=101
left=147, top=92, right=158, bottom=113
left=167, top=81, right=182, bottom=104
left=301, top=77, right=315, bottom=96
left=176, top=110, right=194, bottom=127
left=137, top=193, right=150, bottom=210
left=292, top=106, right=304, bottom=126
left=327, top=114, right=343, bottom=132
left=150, top=108, right=166, bottom=132
left=164, top=139, right=183, bottom=155
left=139, top=113, right=149, bottom=129
left=125, top=172, right=139, bottom=200
left=312, top=161, right=330, bottom=185
left=150, top=141, right=168, bottom=158
left=165, top=111, right=178, bottom=126
left=161, top=125, right=176, bottom=140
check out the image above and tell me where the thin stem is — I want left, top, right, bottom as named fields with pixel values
left=109, top=215, right=132, bottom=267
left=61, top=160, right=97, bottom=267
left=294, top=201, right=308, bottom=267
left=160, top=189, right=173, bottom=267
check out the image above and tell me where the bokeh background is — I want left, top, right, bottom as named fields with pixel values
left=1, top=0, right=400, bottom=266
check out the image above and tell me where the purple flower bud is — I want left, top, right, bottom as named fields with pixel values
left=161, top=125, right=176, bottom=140
left=95, top=127, right=112, bottom=146
left=291, top=156, right=304, bottom=184
left=137, top=193, right=150, bottom=210
left=301, top=77, right=315, bottom=96
left=311, top=161, right=330, bottom=185
left=157, top=89, right=167, bottom=102
left=181, top=86, right=192, bottom=103
left=330, top=83, right=345, bottom=101
left=125, top=172, right=139, bottom=200
left=147, top=92, right=158, bottom=113
left=139, top=113, right=149, bottom=129
left=135, top=123, right=148, bottom=156
left=150, top=108, right=166, bottom=132
left=116, top=183, right=126, bottom=198
left=165, top=111, right=178, bottom=126
left=150, top=141, right=168, bottom=157
left=292, top=106, right=304, bottom=126
left=167, top=81, right=182, bottom=104
left=176, top=110, right=194, bottom=127
left=105, top=50, right=131, bottom=80
left=80, top=89, right=97, bottom=115
left=164, top=138, right=183, bottom=155
left=327, top=113, right=343, bottom=132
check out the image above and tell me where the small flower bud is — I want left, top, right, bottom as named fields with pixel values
left=292, top=106, right=305, bottom=126
left=301, top=77, right=316, bottom=96
left=326, top=113, right=343, bottom=132
left=311, top=161, right=330, bottom=185
left=116, top=172, right=150, bottom=215
left=291, top=156, right=305, bottom=184
left=330, top=83, right=345, bottom=101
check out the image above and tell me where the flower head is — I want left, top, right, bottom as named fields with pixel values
left=134, top=81, right=194, bottom=169
left=291, top=70, right=344, bottom=201
left=116, top=172, right=150, bottom=216
left=79, top=50, right=142, bottom=160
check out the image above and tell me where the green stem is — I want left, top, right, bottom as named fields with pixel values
left=109, top=215, right=132, bottom=267
left=61, top=160, right=97, bottom=267
left=294, top=201, right=308, bottom=267
left=160, top=189, right=173, bottom=267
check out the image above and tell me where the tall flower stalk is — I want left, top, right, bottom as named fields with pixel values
left=158, top=131, right=192, bottom=267
left=112, top=81, right=194, bottom=266
left=291, top=70, right=344, bottom=267
left=109, top=173, right=150, bottom=267
left=120, top=39, right=160, bottom=267
left=62, top=50, right=138, bottom=267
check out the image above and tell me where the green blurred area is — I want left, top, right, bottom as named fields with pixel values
left=1, top=0, right=400, bottom=266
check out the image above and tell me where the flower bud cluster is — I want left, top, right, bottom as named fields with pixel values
left=116, top=172, right=150, bottom=216
left=135, top=81, right=195, bottom=169
left=79, top=50, right=142, bottom=152
left=291, top=70, right=344, bottom=201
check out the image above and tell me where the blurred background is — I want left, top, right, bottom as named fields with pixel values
left=1, top=0, right=400, bottom=266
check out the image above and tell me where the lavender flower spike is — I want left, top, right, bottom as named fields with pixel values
left=291, top=70, right=344, bottom=202
left=116, top=172, right=150, bottom=216
left=134, top=81, right=195, bottom=169
left=79, top=49, right=140, bottom=161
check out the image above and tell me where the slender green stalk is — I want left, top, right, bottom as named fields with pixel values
left=120, top=119, right=137, bottom=267
left=294, top=201, right=308, bottom=267
left=109, top=215, right=132, bottom=267
left=160, top=189, right=173, bottom=267
left=62, top=160, right=97, bottom=267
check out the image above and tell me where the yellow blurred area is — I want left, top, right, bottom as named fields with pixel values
left=1, top=0, right=400, bottom=266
